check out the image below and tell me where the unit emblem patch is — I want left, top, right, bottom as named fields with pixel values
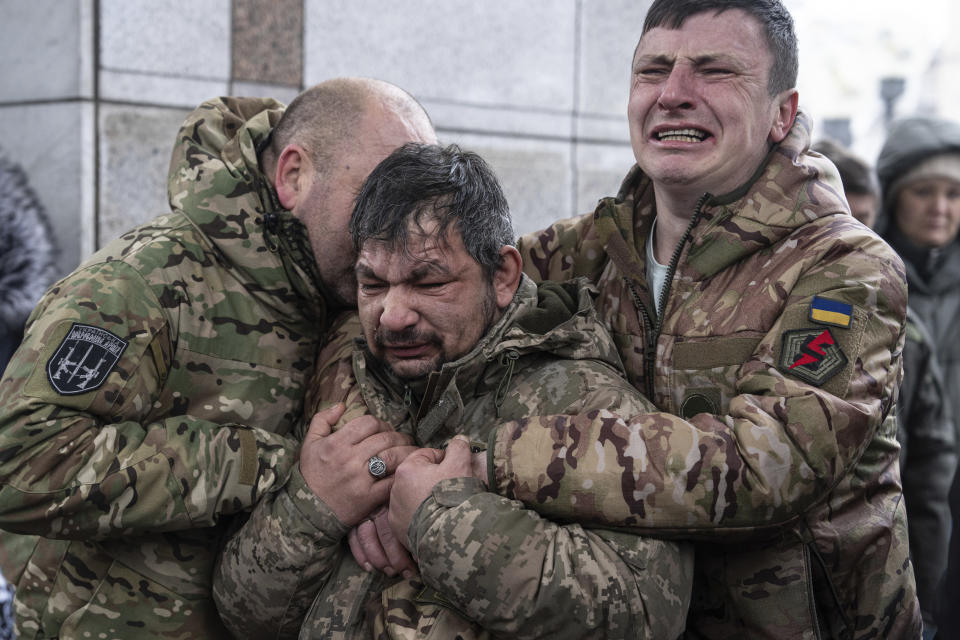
left=778, top=327, right=846, bottom=386
left=46, top=323, right=128, bottom=395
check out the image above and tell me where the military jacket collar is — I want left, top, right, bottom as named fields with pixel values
left=355, top=275, right=621, bottom=445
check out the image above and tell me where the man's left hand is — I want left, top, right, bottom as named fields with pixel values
left=387, top=435, right=475, bottom=549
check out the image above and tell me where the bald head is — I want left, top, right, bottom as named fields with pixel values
left=262, top=77, right=435, bottom=180
left=265, top=78, right=437, bottom=306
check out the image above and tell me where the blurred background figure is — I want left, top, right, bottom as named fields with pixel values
left=816, top=136, right=956, bottom=639
left=0, top=148, right=57, bottom=640
left=0, top=570, right=11, bottom=640
left=812, top=139, right=881, bottom=228
left=876, top=116, right=960, bottom=639
left=0, top=149, right=58, bottom=376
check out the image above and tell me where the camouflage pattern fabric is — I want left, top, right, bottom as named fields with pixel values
left=213, top=277, right=694, bottom=639
left=489, top=112, right=921, bottom=639
left=0, top=97, right=333, bottom=639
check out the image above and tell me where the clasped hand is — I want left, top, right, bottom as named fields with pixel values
left=300, top=408, right=488, bottom=577
left=354, top=435, right=488, bottom=576
left=298, top=403, right=416, bottom=527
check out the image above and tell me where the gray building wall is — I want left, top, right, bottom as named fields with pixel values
left=0, top=0, right=647, bottom=278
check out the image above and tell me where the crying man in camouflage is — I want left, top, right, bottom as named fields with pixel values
left=473, top=1, right=919, bottom=638
left=0, top=78, right=436, bottom=639
left=346, top=1, right=921, bottom=639
left=212, top=143, right=694, bottom=639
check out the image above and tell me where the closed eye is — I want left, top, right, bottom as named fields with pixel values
left=635, top=65, right=670, bottom=78
left=358, top=282, right=386, bottom=294
left=701, top=67, right=734, bottom=76
left=417, top=281, right=449, bottom=290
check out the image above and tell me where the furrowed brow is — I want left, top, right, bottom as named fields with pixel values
left=355, top=262, right=379, bottom=279
left=408, top=261, right=451, bottom=282
left=688, top=53, right=740, bottom=69
left=634, top=53, right=675, bottom=68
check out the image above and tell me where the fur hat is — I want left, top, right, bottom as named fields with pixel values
left=883, top=152, right=960, bottom=216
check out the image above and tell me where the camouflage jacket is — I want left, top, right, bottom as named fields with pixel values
left=496, top=113, right=921, bottom=639
left=0, top=97, right=331, bottom=639
left=213, top=277, right=694, bottom=640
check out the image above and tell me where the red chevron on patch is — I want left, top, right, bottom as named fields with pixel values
left=788, top=329, right=834, bottom=369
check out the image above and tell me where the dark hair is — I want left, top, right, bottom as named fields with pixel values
left=812, top=139, right=879, bottom=197
left=642, top=0, right=798, bottom=95
left=350, top=143, right=514, bottom=279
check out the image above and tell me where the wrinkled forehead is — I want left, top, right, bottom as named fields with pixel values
left=357, top=221, right=464, bottom=276
left=633, top=9, right=771, bottom=66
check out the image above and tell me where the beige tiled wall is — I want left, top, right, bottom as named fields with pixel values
left=0, top=0, right=647, bottom=274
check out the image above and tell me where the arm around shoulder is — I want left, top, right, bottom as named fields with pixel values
left=0, top=261, right=298, bottom=539
left=489, top=232, right=909, bottom=536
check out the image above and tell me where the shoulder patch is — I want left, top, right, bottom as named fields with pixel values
left=808, top=296, right=853, bottom=329
left=778, top=327, right=847, bottom=387
left=46, top=323, right=128, bottom=395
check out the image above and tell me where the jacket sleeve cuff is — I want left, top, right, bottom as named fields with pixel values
left=283, top=465, right=351, bottom=544
left=407, top=476, right=486, bottom=556
left=488, top=421, right=520, bottom=497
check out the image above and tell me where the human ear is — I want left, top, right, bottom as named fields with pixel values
left=493, top=246, right=523, bottom=309
left=769, top=89, right=799, bottom=143
left=273, top=144, right=309, bottom=210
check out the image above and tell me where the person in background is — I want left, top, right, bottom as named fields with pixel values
left=0, top=149, right=60, bottom=640
left=811, top=138, right=880, bottom=228
left=0, top=78, right=435, bottom=639
left=0, top=570, right=12, bottom=640
left=877, top=115, right=960, bottom=639
left=0, top=150, right=58, bottom=376
left=816, top=136, right=956, bottom=639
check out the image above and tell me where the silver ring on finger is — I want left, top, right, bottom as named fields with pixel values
left=368, top=455, right=387, bottom=479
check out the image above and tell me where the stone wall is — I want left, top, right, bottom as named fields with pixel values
left=0, top=0, right=646, bottom=277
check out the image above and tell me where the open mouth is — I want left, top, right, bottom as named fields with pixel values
left=656, top=128, right=709, bottom=143
left=384, top=342, right=432, bottom=359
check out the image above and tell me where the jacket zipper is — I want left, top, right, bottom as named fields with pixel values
left=626, top=193, right=711, bottom=399
left=803, top=543, right=825, bottom=640
left=625, top=279, right=657, bottom=398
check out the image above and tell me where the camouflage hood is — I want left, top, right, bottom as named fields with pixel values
left=167, top=97, right=327, bottom=319
left=593, top=110, right=849, bottom=283
left=356, top=275, right=625, bottom=444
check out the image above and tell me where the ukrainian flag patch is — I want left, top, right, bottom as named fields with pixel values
left=809, top=296, right=853, bottom=329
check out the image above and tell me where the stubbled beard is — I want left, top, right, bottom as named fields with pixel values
left=372, top=285, right=498, bottom=381
left=373, top=327, right=443, bottom=381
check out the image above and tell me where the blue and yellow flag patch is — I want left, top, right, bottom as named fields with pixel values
left=808, top=296, right=853, bottom=329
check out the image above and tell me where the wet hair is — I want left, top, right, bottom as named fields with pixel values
left=642, top=0, right=798, bottom=95
left=350, top=143, right=514, bottom=279
left=812, top=139, right=879, bottom=197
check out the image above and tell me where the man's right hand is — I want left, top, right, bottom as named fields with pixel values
left=299, top=403, right=416, bottom=526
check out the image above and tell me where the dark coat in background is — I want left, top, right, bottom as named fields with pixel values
left=877, top=115, right=960, bottom=637
left=0, top=151, right=57, bottom=638
left=898, top=308, right=955, bottom=630
left=0, top=151, right=58, bottom=375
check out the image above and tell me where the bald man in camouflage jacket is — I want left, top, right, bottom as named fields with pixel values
left=0, top=79, right=435, bottom=639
